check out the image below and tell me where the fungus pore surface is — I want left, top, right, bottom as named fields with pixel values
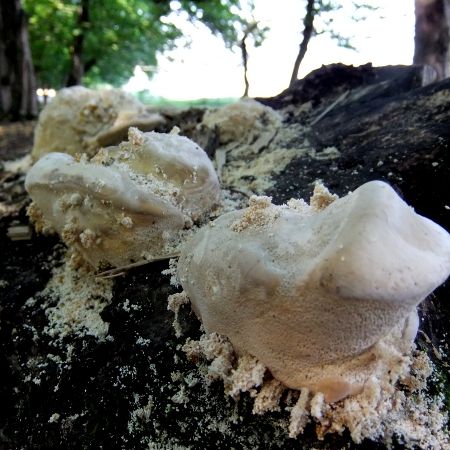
left=178, top=181, right=450, bottom=402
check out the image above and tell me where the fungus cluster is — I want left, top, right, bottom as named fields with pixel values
left=178, top=181, right=450, bottom=402
left=24, top=92, right=450, bottom=424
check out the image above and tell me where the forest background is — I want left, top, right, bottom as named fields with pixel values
left=0, top=0, right=449, bottom=119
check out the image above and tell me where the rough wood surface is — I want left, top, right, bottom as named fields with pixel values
left=0, top=64, right=449, bottom=449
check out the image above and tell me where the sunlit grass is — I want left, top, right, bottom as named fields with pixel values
left=135, top=90, right=237, bottom=108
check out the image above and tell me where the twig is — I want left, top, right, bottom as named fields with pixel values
left=419, top=330, right=446, bottom=364
left=310, top=90, right=349, bottom=126
left=94, top=253, right=180, bottom=279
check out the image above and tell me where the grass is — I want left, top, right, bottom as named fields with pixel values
left=134, top=90, right=238, bottom=108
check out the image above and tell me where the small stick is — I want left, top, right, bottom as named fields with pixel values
left=419, top=330, right=445, bottom=362
left=310, top=90, right=349, bottom=126
left=7, top=225, right=32, bottom=241
left=94, top=253, right=180, bottom=279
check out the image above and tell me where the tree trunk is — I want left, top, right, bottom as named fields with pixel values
left=0, top=0, right=38, bottom=120
left=240, top=23, right=257, bottom=98
left=289, top=0, right=316, bottom=87
left=241, top=35, right=250, bottom=97
left=413, top=0, right=450, bottom=80
left=66, top=0, right=90, bottom=87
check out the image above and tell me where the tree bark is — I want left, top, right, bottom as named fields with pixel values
left=0, top=0, right=38, bottom=119
left=289, top=0, right=316, bottom=87
left=66, top=0, right=90, bottom=87
left=413, top=0, right=450, bottom=80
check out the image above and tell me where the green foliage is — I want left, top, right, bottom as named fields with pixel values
left=81, top=1, right=178, bottom=86
left=239, top=0, right=269, bottom=49
left=313, top=0, right=379, bottom=50
left=24, top=0, right=77, bottom=87
left=177, top=0, right=242, bottom=48
left=23, top=0, right=246, bottom=88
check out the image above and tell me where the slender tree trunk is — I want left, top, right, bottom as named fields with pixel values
left=241, top=35, right=250, bottom=97
left=0, top=3, right=10, bottom=115
left=289, top=0, right=316, bottom=87
left=413, top=0, right=450, bottom=80
left=66, top=0, right=90, bottom=86
left=240, top=23, right=257, bottom=98
left=0, top=0, right=38, bottom=119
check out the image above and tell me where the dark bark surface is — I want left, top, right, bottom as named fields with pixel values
left=0, top=120, right=35, bottom=161
left=66, top=0, right=90, bottom=87
left=262, top=64, right=450, bottom=232
left=0, top=0, right=38, bottom=119
left=0, top=64, right=449, bottom=449
left=414, top=0, right=450, bottom=80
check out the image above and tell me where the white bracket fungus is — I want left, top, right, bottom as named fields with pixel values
left=201, top=99, right=281, bottom=146
left=25, top=128, right=220, bottom=268
left=178, top=181, right=450, bottom=402
left=32, top=86, right=165, bottom=160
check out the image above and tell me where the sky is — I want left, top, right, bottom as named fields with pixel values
left=123, top=0, right=415, bottom=100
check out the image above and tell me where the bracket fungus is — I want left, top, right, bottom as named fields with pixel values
left=32, top=86, right=165, bottom=160
left=178, top=181, right=450, bottom=402
left=25, top=128, right=220, bottom=268
left=201, top=99, right=281, bottom=145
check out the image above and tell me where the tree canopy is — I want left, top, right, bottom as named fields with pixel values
left=23, top=0, right=245, bottom=88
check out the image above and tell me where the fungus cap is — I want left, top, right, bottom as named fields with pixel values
left=26, top=129, right=220, bottom=268
left=201, top=99, right=281, bottom=145
left=32, top=86, right=165, bottom=160
left=178, top=181, right=450, bottom=401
